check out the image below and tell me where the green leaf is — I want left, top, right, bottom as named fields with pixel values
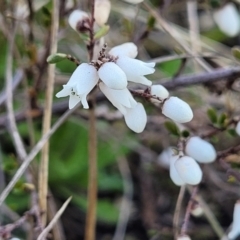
left=228, top=128, right=238, bottom=137
left=164, top=121, right=180, bottom=137
left=94, top=25, right=110, bottom=40
left=218, top=113, right=227, bottom=127
left=181, top=130, right=190, bottom=138
left=47, top=53, right=67, bottom=63
left=232, top=46, right=240, bottom=61
left=207, top=108, right=218, bottom=124
left=147, top=16, right=156, bottom=30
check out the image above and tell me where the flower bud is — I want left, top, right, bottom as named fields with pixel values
left=191, top=203, right=204, bottom=217
left=175, top=156, right=202, bottom=185
left=68, top=10, right=90, bottom=32
left=177, top=235, right=191, bottom=240
left=235, top=121, right=240, bottom=136
left=122, top=0, right=144, bottom=4
left=162, top=97, right=193, bottom=123
left=109, top=42, right=138, bottom=58
left=213, top=3, right=240, bottom=37
left=170, top=155, right=185, bottom=186
left=185, top=136, right=216, bottom=163
left=94, top=0, right=111, bottom=26
left=228, top=200, right=240, bottom=239
left=98, top=62, right=128, bottom=90
left=150, top=85, right=169, bottom=101
left=157, top=147, right=174, bottom=169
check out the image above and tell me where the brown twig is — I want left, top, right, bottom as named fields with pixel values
left=180, top=186, right=198, bottom=236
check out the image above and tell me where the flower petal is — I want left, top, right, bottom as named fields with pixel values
left=175, top=156, right=202, bottom=185
left=98, top=62, right=128, bottom=90
left=69, top=93, right=81, bottom=109
left=94, top=0, right=111, bottom=26
left=228, top=201, right=240, bottom=239
left=71, top=63, right=98, bottom=95
left=116, top=56, right=155, bottom=76
left=150, top=85, right=169, bottom=100
left=56, top=85, right=72, bottom=98
left=99, top=82, right=137, bottom=114
left=185, top=136, right=216, bottom=163
left=80, top=93, right=89, bottom=109
left=68, top=10, right=89, bottom=31
left=162, top=97, right=193, bottom=123
left=109, top=42, right=138, bottom=58
left=124, top=103, right=147, bottom=133
left=170, top=155, right=186, bottom=186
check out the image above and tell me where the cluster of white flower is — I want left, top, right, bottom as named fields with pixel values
left=158, top=136, right=217, bottom=186
left=56, top=10, right=194, bottom=133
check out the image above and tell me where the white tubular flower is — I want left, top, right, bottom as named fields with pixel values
left=175, top=156, right=202, bottom=185
left=116, top=56, right=155, bottom=86
left=122, top=0, right=144, bottom=4
left=68, top=10, right=89, bottom=31
left=109, top=42, right=138, bottom=58
left=236, top=121, right=240, bottom=136
left=56, top=63, right=98, bottom=109
left=124, top=103, right=147, bottom=133
left=157, top=147, right=173, bottom=169
left=170, top=155, right=185, bottom=186
left=213, top=3, right=240, bottom=37
left=150, top=85, right=169, bottom=101
left=98, top=62, right=128, bottom=89
left=228, top=200, right=240, bottom=239
left=162, top=97, right=193, bottom=123
left=177, top=235, right=191, bottom=240
left=185, top=136, right=216, bottom=163
left=94, top=0, right=111, bottom=26
left=99, top=82, right=137, bottom=115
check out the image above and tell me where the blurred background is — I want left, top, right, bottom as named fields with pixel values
left=1, top=0, right=240, bottom=239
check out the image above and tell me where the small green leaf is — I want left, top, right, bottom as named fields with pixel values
left=207, top=108, right=218, bottom=124
left=147, top=16, right=156, bottom=30
left=232, top=46, right=240, bottom=61
left=94, top=25, right=110, bottom=40
left=164, top=121, right=180, bottom=137
left=181, top=130, right=190, bottom=138
left=47, top=53, right=67, bottom=63
left=218, top=113, right=227, bottom=127
left=228, top=128, right=237, bottom=137
left=79, top=33, right=90, bottom=41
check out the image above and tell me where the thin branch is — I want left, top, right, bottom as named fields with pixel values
left=173, top=185, right=186, bottom=240
left=38, top=0, right=60, bottom=226
left=0, top=107, right=75, bottom=206
left=37, top=197, right=72, bottom=240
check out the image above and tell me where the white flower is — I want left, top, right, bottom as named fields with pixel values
left=124, top=103, right=147, bottom=133
left=174, top=156, right=202, bottom=185
left=109, top=42, right=138, bottom=58
left=157, top=147, right=173, bottom=169
left=68, top=10, right=89, bottom=31
left=115, top=56, right=155, bottom=86
left=56, top=63, right=98, bottom=109
left=228, top=200, right=240, bottom=239
left=94, top=0, right=111, bottom=26
left=177, top=235, right=191, bottom=240
left=213, top=3, right=240, bottom=37
left=185, top=136, right=216, bottom=163
left=236, top=121, right=240, bottom=136
left=150, top=85, right=169, bottom=101
left=98, top=62, right=128, bottom=89
left=108, top=43, right=155, bottom=86
left=122, top=0, right=144, bottom=4
left=162, top=96, right=193, bottom=123
left=99, top=82, right=137, bottom=115
left=191, top=204, right=204, bottom=217
left=170, top=155, right=185, bottom=186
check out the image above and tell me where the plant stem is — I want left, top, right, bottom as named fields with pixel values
left=38, top=0, right=59, bottom=226
left=85, top=102, right=98, bottom=240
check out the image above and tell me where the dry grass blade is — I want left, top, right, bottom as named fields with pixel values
left=38, top=0, right=60, bottom=226
left=37, top=196, right=72, bottom=240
